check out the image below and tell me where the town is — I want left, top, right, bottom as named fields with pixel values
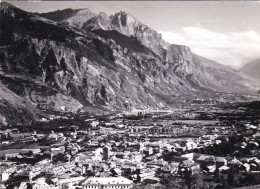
left=1, top=94, right=260, bottom=189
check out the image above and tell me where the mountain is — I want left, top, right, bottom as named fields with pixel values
left=41, top=8, right=256, bottom=92
left=41, top=8, right=97, bottom=28
left=240, top=59, right=260, bottom=80
left=0, top=81, right=42, bottom=126
left=0, top=2, right=257, bottom=126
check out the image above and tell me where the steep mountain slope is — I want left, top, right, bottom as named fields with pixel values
left=0, top=3, right=256, bottom=126
left=0, top=81, right=42, bottom=126
left=41, top=8, right=256, bottom=93
left=240, top=59, right=260, bottom=80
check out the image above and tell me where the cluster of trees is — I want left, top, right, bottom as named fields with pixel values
left=0, top=133, right=12, bottom=142
left=158, top=168, right=216, bottom=189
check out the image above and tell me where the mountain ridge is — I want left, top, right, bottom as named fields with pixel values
left=40, top=8, right=190, bottom=63
left=0, top=2, right=257, bottom=126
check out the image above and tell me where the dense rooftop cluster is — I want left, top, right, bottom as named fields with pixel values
left=1, top=95, right=259, bottom=189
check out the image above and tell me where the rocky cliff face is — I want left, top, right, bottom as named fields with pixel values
left=42, top=9, right=190, bottom=63
left=41, top=8, right=255, bottom=92
left=0, top=3, right=256, bottom=126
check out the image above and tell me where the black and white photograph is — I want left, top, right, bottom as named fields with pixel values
left=0, top=0, right=260, bottom=188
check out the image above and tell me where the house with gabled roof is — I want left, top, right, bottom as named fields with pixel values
left=82, top=176, right=133, bottom=189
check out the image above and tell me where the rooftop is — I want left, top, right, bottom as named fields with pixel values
left=82, top=176, right=133, bottom=185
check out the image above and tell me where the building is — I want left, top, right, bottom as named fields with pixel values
left=30, top=178, right=58, bottom=189
left=103, top=145, right=111, bottom=161
left=82, top=177, right=133, bottom=189
left=197, top=155, right=227, bottom=169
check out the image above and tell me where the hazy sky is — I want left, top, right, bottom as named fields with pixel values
left=10, top=1, right=260, bottom=68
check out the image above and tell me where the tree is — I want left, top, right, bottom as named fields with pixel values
left=167, top=169, right=215, bottom=189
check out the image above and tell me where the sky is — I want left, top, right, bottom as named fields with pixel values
left=9, top=1, right=260, bottom=69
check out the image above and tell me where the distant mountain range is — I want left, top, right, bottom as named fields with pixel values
left=0, top=2, right=257, bottom=126
left=240, top=59, right=260, bottom=80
